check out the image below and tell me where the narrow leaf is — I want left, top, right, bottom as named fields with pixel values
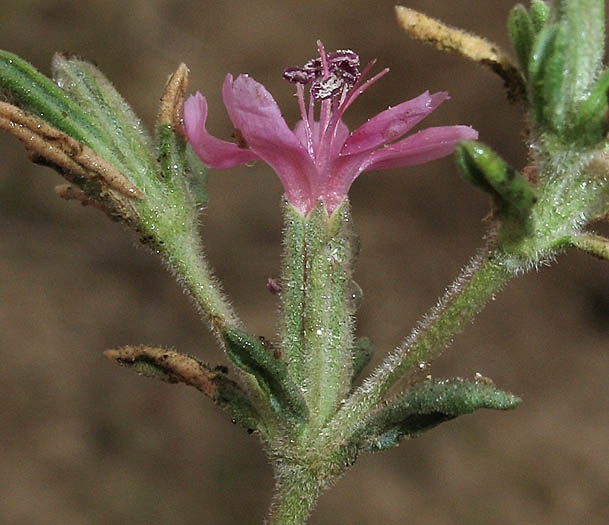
left=52, top=53, right=156, bottom=182
left=528, top=25, right=560, bottom=126
left=222, top=326, right=308, bottom=422
left=354, top=378, right=520, bottom=453
left=540, top=26, right=567, bottom=131
left=0, top=50, right=118, bottom=164
left=530, top=0, right=550, bottom=32
left=508, top=4, right=535, bottom=78
left=104, top=345, right=260, bottom=431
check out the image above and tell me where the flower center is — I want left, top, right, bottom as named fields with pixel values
left=283, top=48, right=361, bottom=100
left=281, top=41, right=389, bottom=170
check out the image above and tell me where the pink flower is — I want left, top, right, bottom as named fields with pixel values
left=183, top=42, right=478, bottom=216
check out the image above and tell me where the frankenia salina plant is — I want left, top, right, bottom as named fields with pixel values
left=2, top=1, right=609, bottom=523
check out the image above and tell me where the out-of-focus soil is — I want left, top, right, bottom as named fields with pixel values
left=1, top=1, right=609, bottom=523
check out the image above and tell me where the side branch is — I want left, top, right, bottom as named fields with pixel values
left=324, top=241, right=515, bottom=443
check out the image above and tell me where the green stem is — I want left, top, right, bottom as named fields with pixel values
left=268, top=465, right=321, bottom=525
left=162, top=231, right=286, bottom=440
left=324, top=241, right=515, bottom=443
left=160, top=232, right=241, bottom=330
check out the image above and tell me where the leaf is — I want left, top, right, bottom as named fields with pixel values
left=354, top=378, right=520, bottom=453
left=0, top=50, right=119, bottom=166
left=52, top=53, right=156, bottom=182
left=530, top=0, right=550, bottom=32
left=104, top=345, right=260, bottom=431
left=508, top=4, right=535, bottom=78
left=222, top=326, right=309, bottom=423
left=528, top=25, right=561, bottom=127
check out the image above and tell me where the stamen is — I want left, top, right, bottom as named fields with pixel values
left=283, top=66, right=314, bottom=84
left=296, top=83, right=314, bottom=156
left=317, top=40, right=330, bottom=80
left=322, top=61, right=387, bottom=155
left=307, top=91, right=315, bottom=128
left=342, top=67, right=389, bottom=113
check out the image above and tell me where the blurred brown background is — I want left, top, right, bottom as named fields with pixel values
left=2, top=1, right=609, bottom=523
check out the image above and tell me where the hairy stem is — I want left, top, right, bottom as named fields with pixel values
left=324, top=240, right=515, bottom=443
left=160, top=232, right=241, bottom=331
left=268, top=465, right=321, bottom=525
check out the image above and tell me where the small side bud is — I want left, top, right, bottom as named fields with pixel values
left=528, top=25, right=567, bottom=132
left=456, top=140, right=537, bottom=217
left=158, top=63, right=189, bottom=130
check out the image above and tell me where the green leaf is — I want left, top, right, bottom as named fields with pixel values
left=51, top=53, right=156, bottom=184
left=185, top=144, right=209, bottom=208
left=0, top=50, right=119, bottom=165
left=571, top=67, right=609, bottom=145
left=530, top=0, right=550, bottom=32
left=508, top=4, right=535, bottom=78
left=528, top=25, right=561, bottom=127
left=354, top=378, right=520, bottom=453
left=540, top=26, right=568, bottom=131
left=455, top=141, right=537, bottom=217
left=222, top=326, right=308, bottom=423
left=557, top=0, right=605, bottom=108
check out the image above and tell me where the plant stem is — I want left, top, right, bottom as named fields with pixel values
left=161, top=232, right=241, bottom=330
left=268, top=464, right=321, bottom=525
left=324, top=240, right=515, bottom=443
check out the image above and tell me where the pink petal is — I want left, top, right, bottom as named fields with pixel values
left=341, top=92, right=449, bottom=155
left=293, top=118, right=350, bottom=159
left=322, top=152, right=371, bottom=213
left=222, top=74, right=318, bottom=212
left=363, top=125, right=478, bottom=171
left=183, top=92, right=259, bottom=169
left=323, top=125, right=477, bottom=209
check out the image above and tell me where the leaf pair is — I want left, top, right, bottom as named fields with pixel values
left=0, top=50, right=208, bottom=221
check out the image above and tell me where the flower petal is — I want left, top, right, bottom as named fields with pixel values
left=341, top=92, right=449, bottom=155
left=363, top=125, right=478, bottom=171
left=222, top=74, right=317, bottom=212
left=293, top=118, right=350, bottom=159
left=323, top=125, right=478, bottom=211
left=183, top=92, right=259, bottom=169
